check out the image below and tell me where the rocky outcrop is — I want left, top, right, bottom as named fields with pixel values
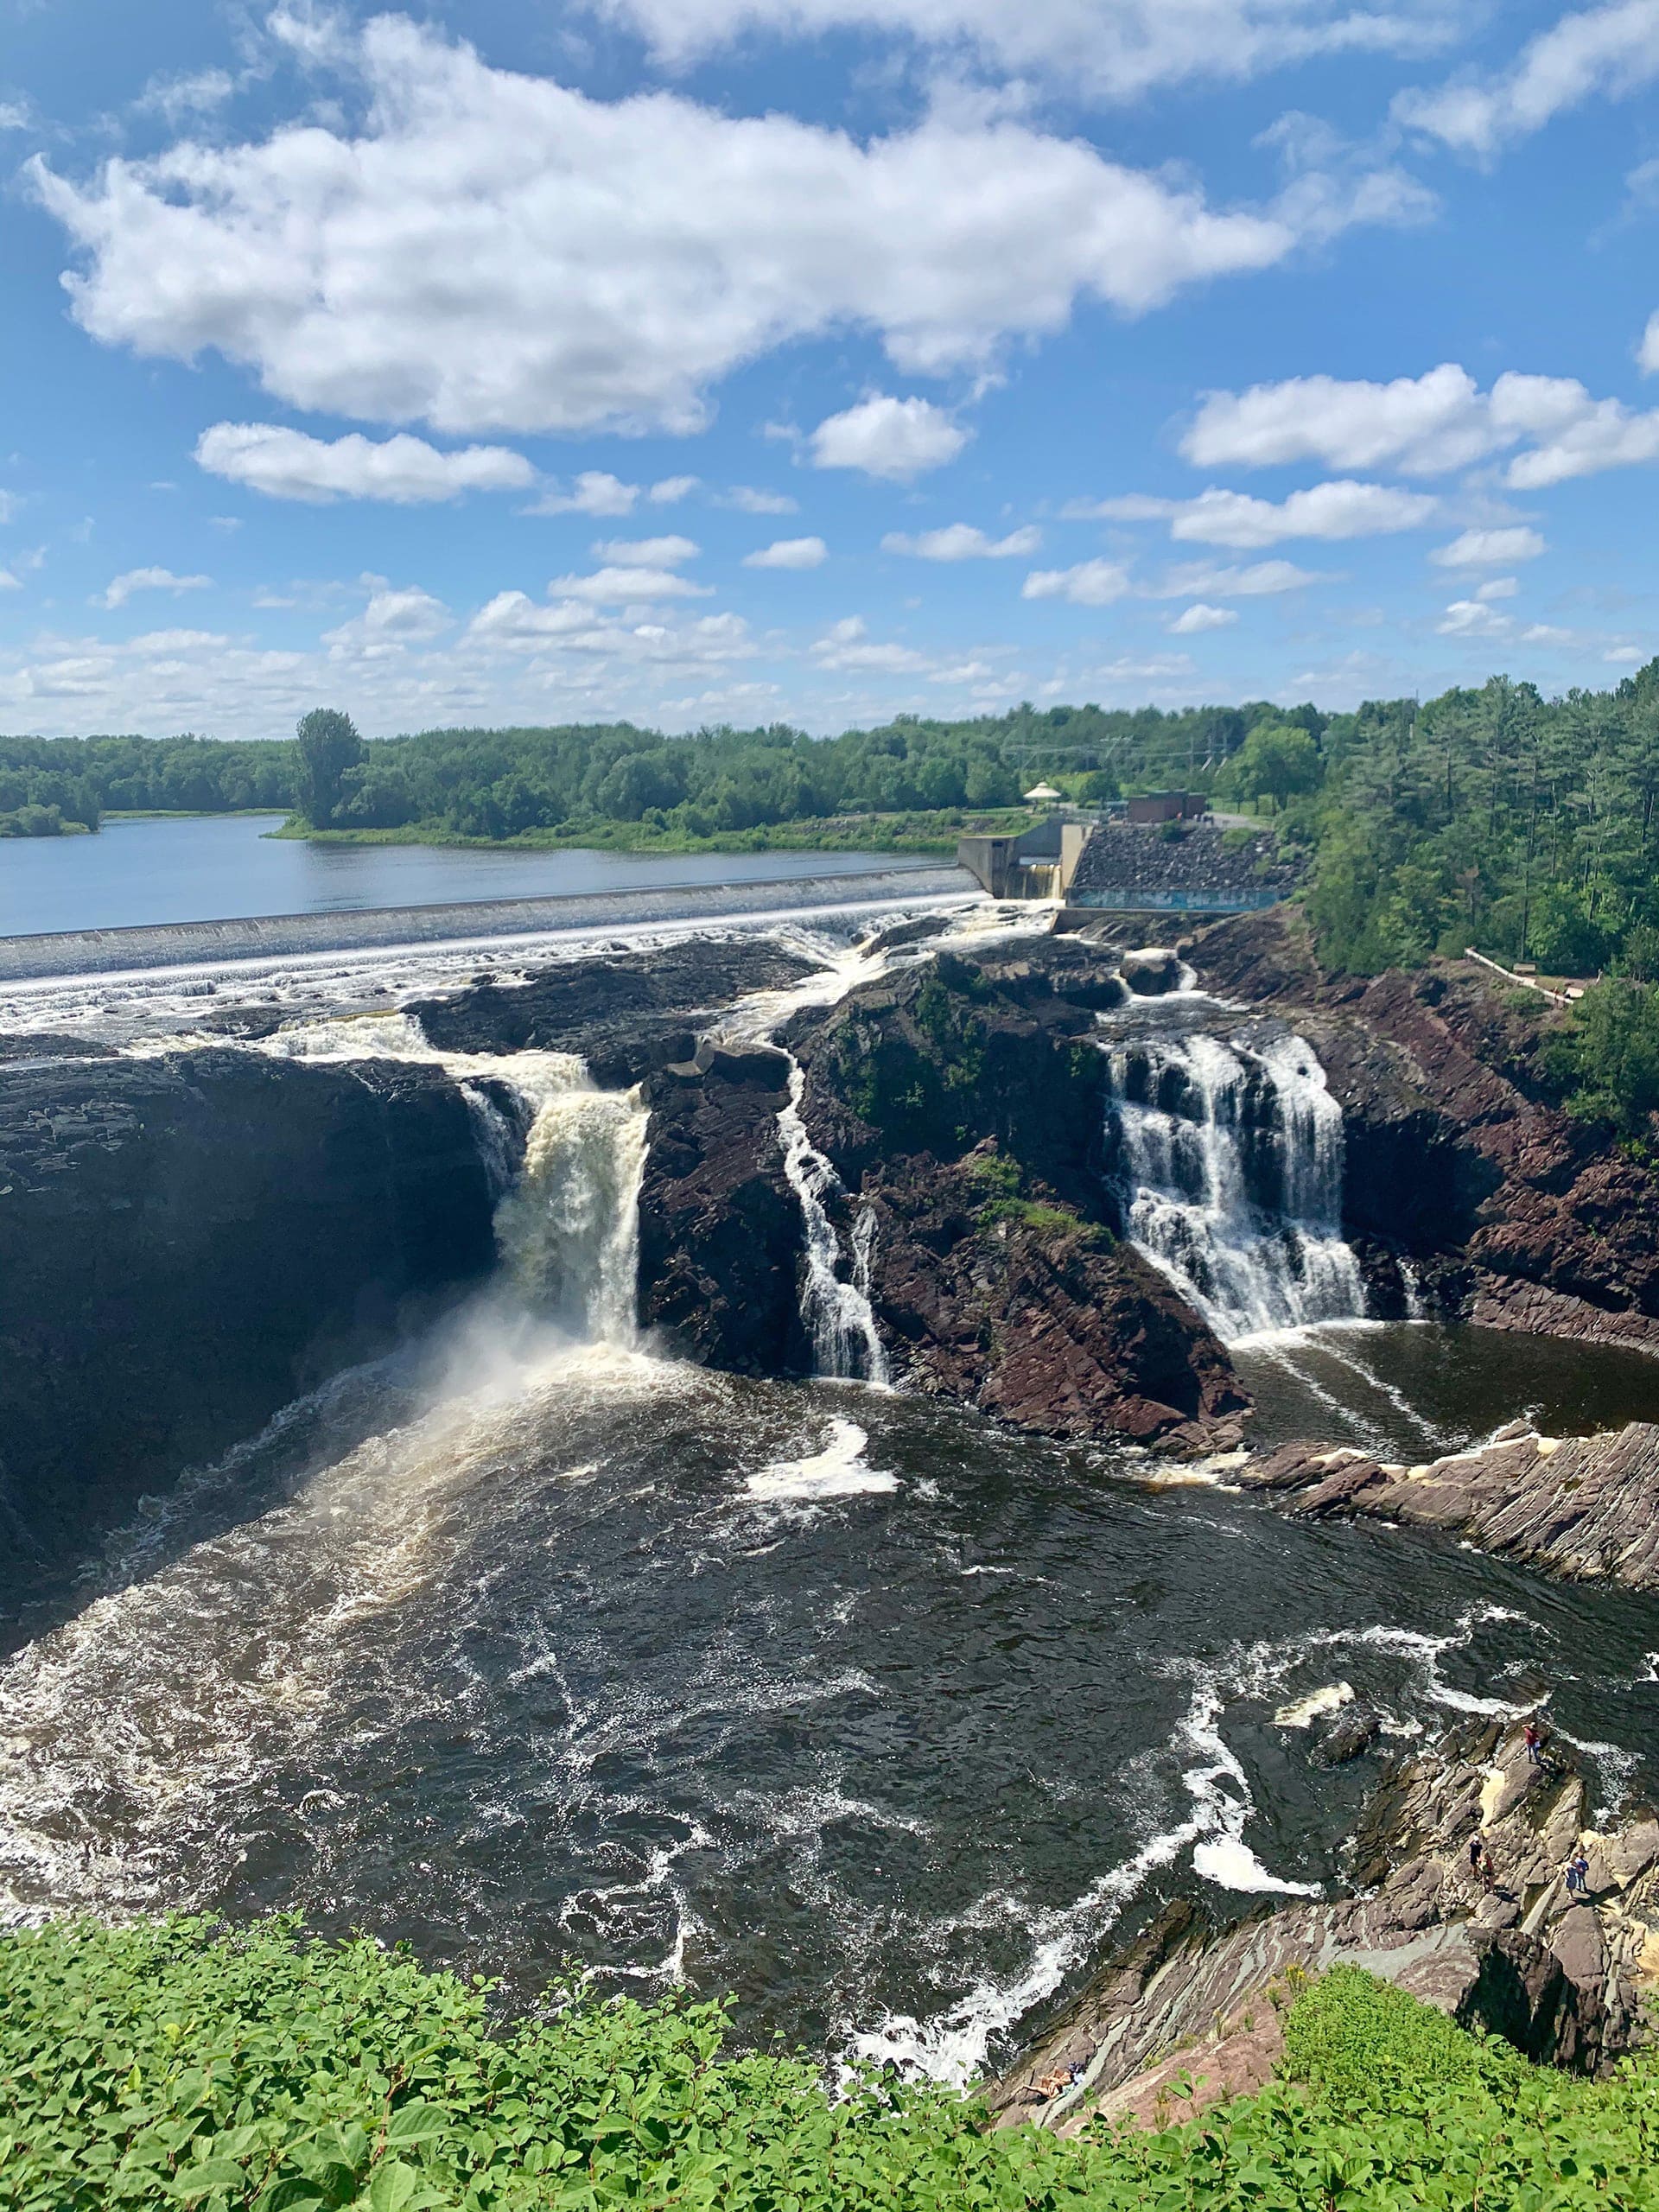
left=0, top=1049, right=496, bottom=1637
left=1242, top=1420, right=1659, bottom=1591
left=1187, top=908, right=1659, bottom=1340
left=786, top=937, right=1248, bottom=1446
left=636, top=1042, right=808, bottom=1375
left=993, top=1722, right=1659, bottom=2130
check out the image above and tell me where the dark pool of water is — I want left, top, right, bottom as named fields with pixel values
left=0, top=816, right=917, bottom=937
left=4, top=1314, right=1657, bottom=2082
left=1237, top=1321, right=1659, bottom=1460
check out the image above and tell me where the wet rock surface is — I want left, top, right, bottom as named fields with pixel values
left=1187, top=908, right=1659, bottom=1342
left=391, top=939, right=816, bottom=1087
left=0, top=1049, right=496, bottom=1637
left=993, top=1721, right=1659, bottom=2130
left=636, top=1046, right=808, bottom=1375
left=785, top=935, right=1249, bottom=1445
left=1241, top=1420, right=1659, bottom=1591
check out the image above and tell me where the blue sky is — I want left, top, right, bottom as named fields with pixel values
left=3, top=0, right=1659, bottom=740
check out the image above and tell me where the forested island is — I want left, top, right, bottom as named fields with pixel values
left=7, top=662, right=1659, bottom=987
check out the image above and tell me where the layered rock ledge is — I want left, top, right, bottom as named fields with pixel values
left=1242, top=1421, right=1659, bottom=1592
left=993, top=1721, right=1659, bottom=2130
left=1187, top=906, right=1659, bottom=1344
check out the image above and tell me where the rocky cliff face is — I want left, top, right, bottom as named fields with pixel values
left=994, top=1719, right=1659, bottom=2129
left=788, top=937, right=1247, bottom=1445
left=1243, top=1419, right=1659, bottom=1591
left=1188, top=909, right=1659, bottom=1342
left=0, top=1045, right=496, bottom=1634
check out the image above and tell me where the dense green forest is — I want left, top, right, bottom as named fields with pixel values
left=6, top=663, right=1659, bottom=987
left=4, top=1915, right=1658, bottom=2211
left=0, top=702, right=1262, bottom=846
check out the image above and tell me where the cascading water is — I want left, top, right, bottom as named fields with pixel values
left=1102, top=1025, right=1367, bottom=1340
left=777, top=1059, right=890, bottom=1385
left=494, top=1085, right=650, bottom=1345
left=261, top=1008, right=650, bottom=1347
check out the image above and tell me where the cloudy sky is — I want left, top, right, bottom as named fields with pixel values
left=3, top=0, right=1659, bottom=739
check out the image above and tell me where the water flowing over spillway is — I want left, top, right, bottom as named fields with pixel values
left=1102, top=1025, right=1368, bottom=1340
left=777, top=1058, right=890, bottom=1385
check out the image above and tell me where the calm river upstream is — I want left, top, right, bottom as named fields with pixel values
left=0, top=815, right=916, bottom=937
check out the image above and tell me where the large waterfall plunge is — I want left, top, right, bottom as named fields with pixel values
left=262, top=1010, right=650, bottom=1347
left=1102, top=1027, right=1367, bottom=1341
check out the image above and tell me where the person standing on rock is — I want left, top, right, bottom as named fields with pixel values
left=1524, top=1719, right=1544, bottom=1764
left=1565, top=1846, right=1590, bottom=1897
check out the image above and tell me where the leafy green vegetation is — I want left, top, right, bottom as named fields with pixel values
left=6, top=1921, right=1659, bottom=2212
left=1295, top=662, right=1659, bottom=976
left=10, top=658, right=1659, bottom=994
left=1547, top=977, right=1659, bottom=1142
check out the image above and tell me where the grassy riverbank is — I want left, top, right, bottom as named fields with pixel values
left=3, top=1918, right=1656, bottom=2210
left=270, top=806, right=1033, bottom=859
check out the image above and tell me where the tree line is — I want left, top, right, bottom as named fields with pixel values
left=5, top=664, right=1657, bottom=994
left=0, top=700, right=1305, bottom=842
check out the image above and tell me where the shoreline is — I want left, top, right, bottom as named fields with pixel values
left=0, top=862, right=976, bottom=982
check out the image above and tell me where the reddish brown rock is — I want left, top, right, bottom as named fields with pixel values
left=1188, top=907, right=1659, bottom=1342
left=990, top=1722, right=1659, bottom=2132
left=1239, top=1421, right=1659, bottom=1590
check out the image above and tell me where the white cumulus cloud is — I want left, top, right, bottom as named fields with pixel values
left=1182, top=363, right=1497, bottom=476
left=544, top=565, right=714, bottom=604
left=721, top=486, right=799, bottom=514
left=742, top=537, right=829, bottom=568
left=1168, top=601, right=1240, bottom=632
left=582, top=0, right=1465, bottom=104
left=1431, top=526, right=1546, bottom=566
left=1437, top=599, right=1513, bottom=637
left=1395, top=0, right=1659, bottom=159
left=591, top=535, right=701, bottom=567
left=195, top=423, right=535, bottom=503
left=98, top=566, right=213, bottom=608
left=29, top=15, right=1406, bottom=438
left=1155, top=480, right=1438, bottom=546
left=809, top=614, right=931, bottom=671
left=1153, top=558, right=1319, bottom=595
left=810, top=397, right=969, bottom=480
left=1179, top=361, right=1659, bottom=489
left=1021, top=558, right=1133, bottom=605
left=528, top=473, right=642, bottom=517
left=881, top=523, right=1039, bottom=559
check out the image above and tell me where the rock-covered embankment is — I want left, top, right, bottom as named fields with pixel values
left=995, top=1721, right=1659, bottom=2129
left=1243, top=1421, right=1659, bottom=1591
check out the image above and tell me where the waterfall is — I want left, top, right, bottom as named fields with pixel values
left=493, top=1082, right=650, bottom=1345
left=1102, top=1027, right=1366, bottom=1341
left=259, top=1008, right=650, bottom=1349
left=777, top=1059, right=890, bottom=1386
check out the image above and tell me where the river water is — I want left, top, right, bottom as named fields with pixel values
left=3, top=909, right=1659, bottom=2087
left=0, top=814, right=917, bottom=938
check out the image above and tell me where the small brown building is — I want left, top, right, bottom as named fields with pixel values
left=1125, top=791, right=1205, bottom=825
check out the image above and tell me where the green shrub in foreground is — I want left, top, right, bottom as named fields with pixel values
left=5, top=1919, right=1659, bottom=2210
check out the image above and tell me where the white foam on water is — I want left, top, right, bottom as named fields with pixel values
left=0, top=1330, right=692, bottom=1922
left=852, top=1665, right=1320, bottom=2087
left=746, top=1418, right=899, bottom=1503
left=1274, top=1682, right=1355, bottom=1728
